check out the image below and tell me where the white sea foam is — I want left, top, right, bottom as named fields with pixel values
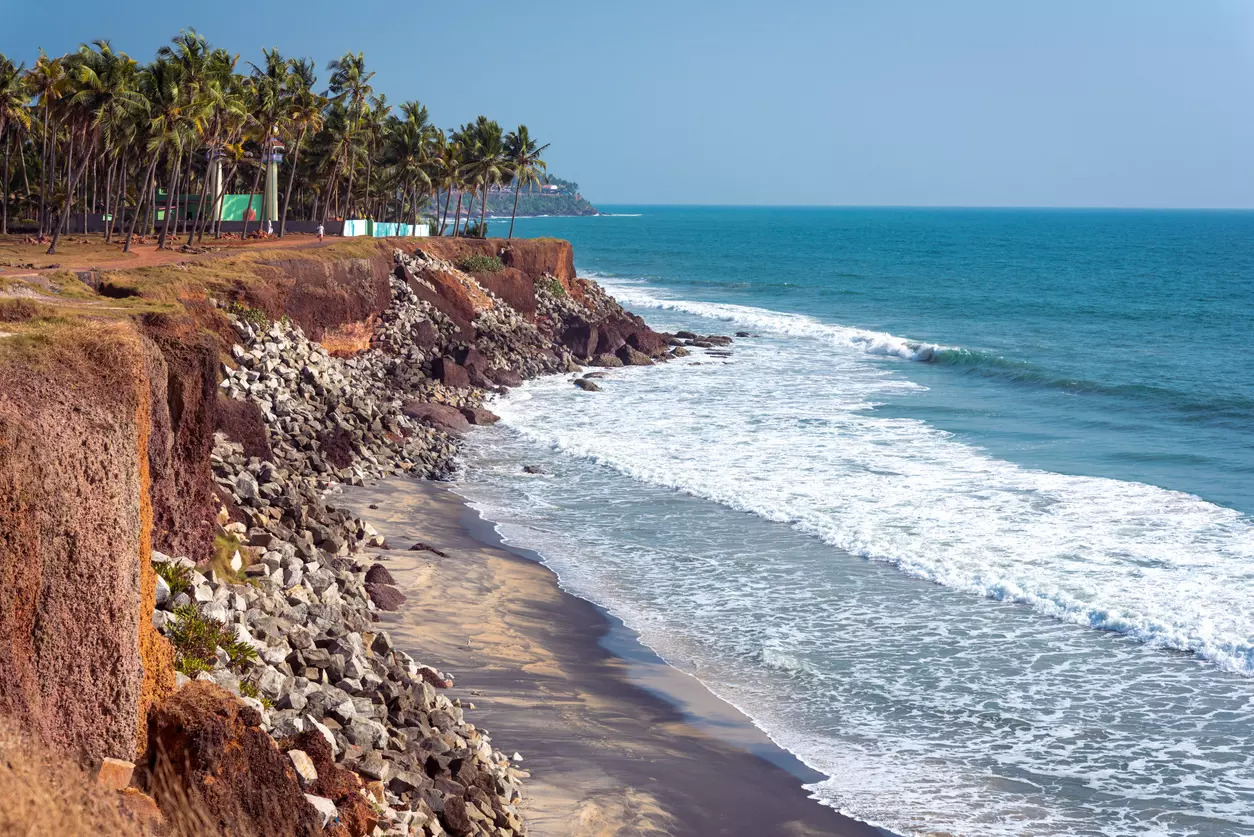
left=493, top=287, right=1254, bottom=676
left=603, top=280, right=948, bottom=361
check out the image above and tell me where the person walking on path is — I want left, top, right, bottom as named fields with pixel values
left=317, top=223, right=324, bottom=242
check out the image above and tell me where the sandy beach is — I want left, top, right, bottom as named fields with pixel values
left=341, top=478, right=884, bottom=837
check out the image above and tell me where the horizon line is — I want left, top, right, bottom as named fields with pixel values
left=575, top=202, right=1254, bottom=212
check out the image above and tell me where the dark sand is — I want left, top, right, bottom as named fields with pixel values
left=342, top=478, right=887, bottom=837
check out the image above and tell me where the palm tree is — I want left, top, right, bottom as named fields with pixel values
left=504, top=125, right=548, bottom=239
left=383, top=101, right=433, bottom=230
left=71, top=41, right=142, bottom=243
left=26, top=50, right=65, bottom=234
left=460, top=116, right=506, bottom=236
left=279, top=57, right=322, bottom=237
left=326, top=52, right=373, bottom=219
left=0, top=55, right=31, bottom=235
left=123, top=57, right=177, bottom=252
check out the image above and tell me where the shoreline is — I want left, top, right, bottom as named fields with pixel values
left=343, top=477, right=889, bottom=837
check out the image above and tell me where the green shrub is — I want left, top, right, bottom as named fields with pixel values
left=456, top=253, right=504, bottom=274
left=460, top=220, right=488, bottom=240
left=223, top=300, right=269, bottom=330
left=537, top=275, right=566, bottom=298
left=167, top=603, right=255, bottom=676
left=153, top=559, right=192, bottom=598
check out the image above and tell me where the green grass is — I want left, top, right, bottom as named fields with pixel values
left=456, top=253, right=503, bottom=274
left=210, top=532, right=252, bottom=583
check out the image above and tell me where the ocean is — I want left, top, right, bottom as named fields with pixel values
left=462, top=206, right=1254, bottom=836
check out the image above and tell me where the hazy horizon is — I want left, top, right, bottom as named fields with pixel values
left=6, top=0, right=1254, bottom=209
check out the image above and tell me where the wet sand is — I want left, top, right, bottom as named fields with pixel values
left=341, top=478, right=887, bottom=837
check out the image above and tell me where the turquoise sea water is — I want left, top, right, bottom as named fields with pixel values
left=459, top=207, right=1254, bottom=836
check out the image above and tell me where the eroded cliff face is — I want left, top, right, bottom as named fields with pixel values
left=0, top=236, right=668, bottom=832
left=0, top=324, right=158, bottom=764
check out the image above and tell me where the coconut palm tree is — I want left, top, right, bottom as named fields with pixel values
left=325, top=52, right=373, bottom=220
left=383, top=101, right=433, bottom=230
left=279, top=57, right=322, bottom=237
left=0, top=55, right=31, bottom=235
left=458, top=116, right=506, bottom=237
left=122, top=57, right=178, bottom=252
left=26, top=50, right=66, bottom=234
left=504, top=125, right=548, bottom=239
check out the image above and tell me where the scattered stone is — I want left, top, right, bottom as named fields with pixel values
left=366, top=583, right=406, bottom=611
left=364, top=563, right=396, bottom=585
left=97, top=757, right=135, bottom=791
left=574, top=378, right=601, bottom=392
left=288, top=749, right=319, bottom=786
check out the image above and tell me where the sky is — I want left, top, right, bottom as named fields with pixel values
left=4, top=0, right=1254, bottom=208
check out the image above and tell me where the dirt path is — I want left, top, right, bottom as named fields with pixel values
left=0, top=233, right=339, bottom=278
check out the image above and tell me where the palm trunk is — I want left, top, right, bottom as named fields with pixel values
left=187, top=149, right=215, bottom=246
left=47, top=129, right=94, bottom=255
left=508, top=179, right=522, bottom=239
left=38, top=103, right=49, bottom=235
left=320, top=154, right=342, bottom=226
left=241, top=160, right=263, bottom=240
left=2, top=133, right=10, bottom=236
left=440, top=185, right=452, bottom=235
left=124, top=154, right=160, bottom=252
left=480, top=182, right=488, bottom=233
left=106, top=155, right=126, bottom=242
left=157, top=147, right=181, bottom=250
left=214, top=161, right=239, bottom=238
left=451, top=190, right=463, bottom=238
left=279, top=126, right=308, bottom=238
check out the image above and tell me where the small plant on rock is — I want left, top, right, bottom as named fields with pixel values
left=537, top=275, right=566, bottom=298
left=456, top=253, right=504, bottom=274
left=167, top=603, right=252, bottom=676
left=152, top=558, right=192, bottom=599
left=223, top=300, right=269, bottom=330
left=211, top=532, right=251, bottom=582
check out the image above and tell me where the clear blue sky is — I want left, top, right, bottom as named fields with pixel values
left=5, top=0, right=1254, bottom=207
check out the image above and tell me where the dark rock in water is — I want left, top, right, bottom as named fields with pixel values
left=594, top=324, right=628, bottom=356
left=616, top=345, right=654, bottom=366
left=365, top=563, right=396, bottom=585
left=431, top=357, right=470, bottom=389
left=145, top=682, right=324, bottom=837
left=705, top=335, right=734, bottom=346
left=488, top=367, right=524, bottom=387
left=457, top=406, right=500, bottom=426
left=401, top=401, right=471, bottom=435
left=582, top=372, right=608, bottom=379
left=675, top=330, right=698, bottom=340
left=574, top=378, right=601, bottom=392
left=735, top=331, right=752, bottom=337
left=590, top=353, right=623, bottom=368
left=368, top=503, right=378, bottom=509
left=626, top=329, right=669, bottom=357
left=365, top=583, right=406, bottom=611
left=522, top=465, right=545, bottom=474
left=560, top=323, right=599, bottom=358
left=408, top=542, right=450, bottom=558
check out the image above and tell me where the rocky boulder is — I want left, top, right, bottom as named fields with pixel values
left=401, top=401, right=471, bottom=435
left=431, top=357, right=470, bottom=389
left=365, top=583, right=407, bottom=611
left=560, top=323, right=598, bottom=358
left=458, top=406, right=500, bottom=426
